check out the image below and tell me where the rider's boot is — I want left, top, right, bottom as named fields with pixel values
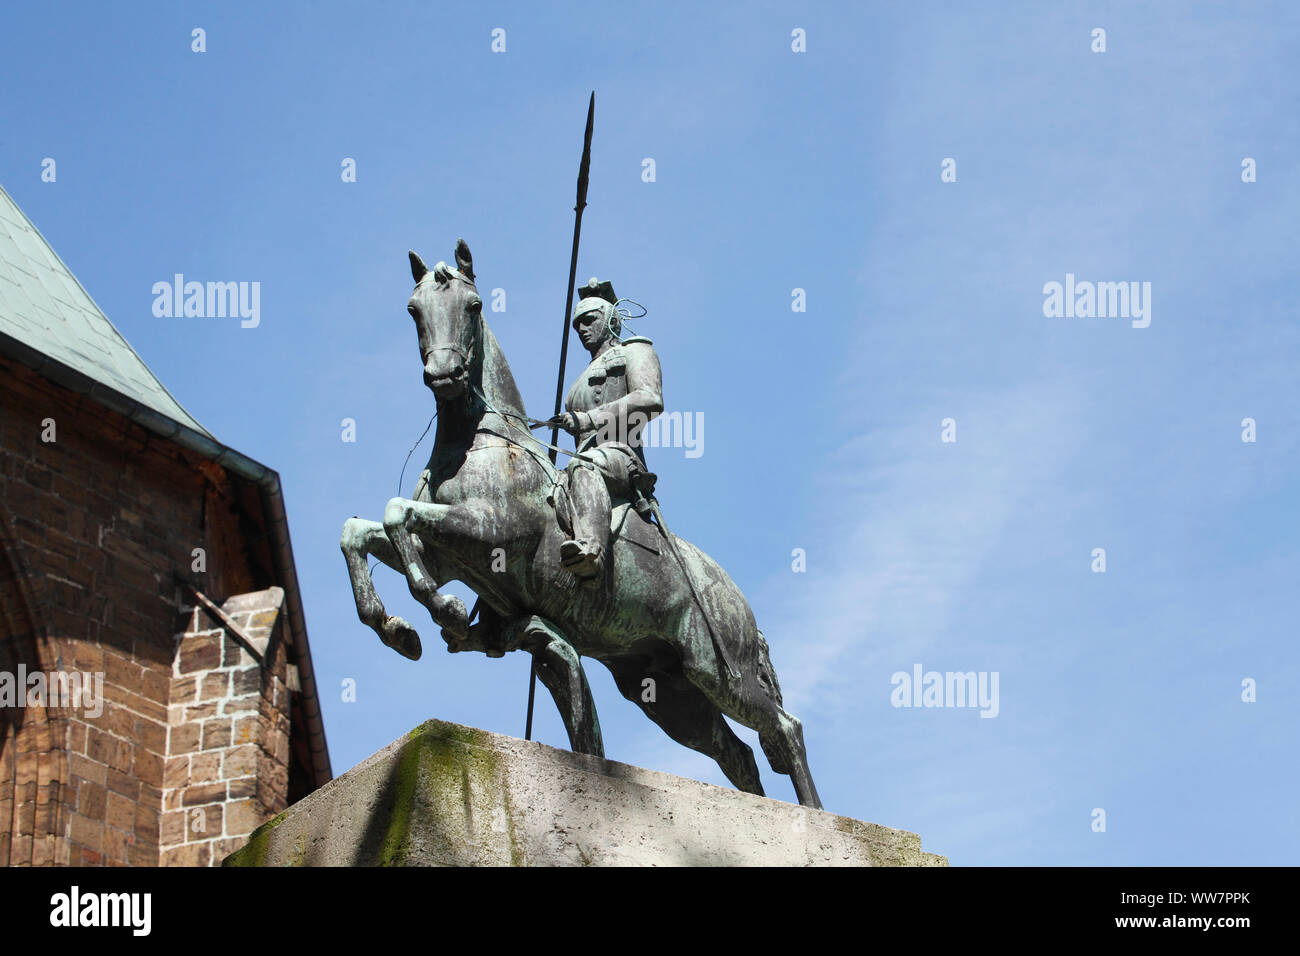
left=560, top=462, right=610, bottom=587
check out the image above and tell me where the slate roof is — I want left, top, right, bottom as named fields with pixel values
left=0, top=184, right=212, bottom=438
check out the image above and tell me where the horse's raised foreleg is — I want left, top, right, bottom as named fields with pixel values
left=382, top=496, right=472, bottom=639
left=340, top=516, right=424, bottom=660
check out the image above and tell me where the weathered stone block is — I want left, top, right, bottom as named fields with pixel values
left=225, top=718, right=946, bottom=868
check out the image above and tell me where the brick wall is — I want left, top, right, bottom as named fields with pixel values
left=0, top=355, right=306, bottom=865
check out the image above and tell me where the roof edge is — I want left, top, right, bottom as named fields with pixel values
left=0, top=328, right=333, bottom=787
left=0, top=183, right=216, bottom=440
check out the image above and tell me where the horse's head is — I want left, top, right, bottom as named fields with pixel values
left=407, top=239, right=482, bottom=401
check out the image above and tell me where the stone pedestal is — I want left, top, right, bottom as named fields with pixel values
left=224, top=718, right=947, bottom=867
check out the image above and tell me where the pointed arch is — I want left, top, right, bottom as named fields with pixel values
left=0, top=503, right=70, bottom=866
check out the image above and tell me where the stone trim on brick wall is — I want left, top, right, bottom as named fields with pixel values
left=159, top=587, right=293, bottom=866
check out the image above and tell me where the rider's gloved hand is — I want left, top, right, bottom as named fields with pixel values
left=552, top=412, right=583, bottom=435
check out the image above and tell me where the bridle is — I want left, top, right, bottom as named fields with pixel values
left=420, top=271, right=480, bottom=377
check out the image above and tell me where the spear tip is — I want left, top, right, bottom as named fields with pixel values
left=576, top=92, right=595, bottom=205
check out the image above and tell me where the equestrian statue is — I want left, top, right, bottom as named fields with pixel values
left=338, top=95, right=819, bottom=808
left=339, top=242, right=821, bottom=808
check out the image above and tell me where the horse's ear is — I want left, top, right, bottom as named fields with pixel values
left=455, top=238, right=475, bottom=282
left=409, top=250, right=428, bottom=283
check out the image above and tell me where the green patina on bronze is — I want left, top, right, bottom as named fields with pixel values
left=339, top=241, right=822, bottom=809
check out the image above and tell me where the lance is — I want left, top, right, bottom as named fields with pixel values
left=526, top=91, right=595, bottom=741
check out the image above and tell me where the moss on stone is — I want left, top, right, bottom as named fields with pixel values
left=221, top=807, right=291, bottom=867
left=376, top=737, right=423, bottom=866
left=377, top=721, right=513, bottom=866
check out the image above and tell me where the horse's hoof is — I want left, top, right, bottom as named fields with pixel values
left=439, top=595, right=470, bottom=636
left=382, top=616, right=422, bottom=661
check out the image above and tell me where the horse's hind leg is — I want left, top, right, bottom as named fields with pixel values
left=442, top=607, right=604, bottom=758
left=515, top=615, right=604, bottom=759
left=340, top=516, right=423, bottom=660
left=606, top=661, right=764, bottom=796
left=763, top=706, right=821, bottom=809
left=673, top=612, right=822, bottom=808
left=720, top=685, right=820, bottom=808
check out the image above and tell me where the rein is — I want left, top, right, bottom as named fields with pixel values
left=469, top=383, right=594, bottom=471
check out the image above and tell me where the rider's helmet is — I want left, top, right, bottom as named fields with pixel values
left=572, top=278, right=621, bottom=342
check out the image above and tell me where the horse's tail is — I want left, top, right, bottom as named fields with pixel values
left=753, top=627, right=783, bottom=707
left=754, top=628, right=793, bottom=776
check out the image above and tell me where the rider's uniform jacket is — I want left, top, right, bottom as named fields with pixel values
left=564, top=336, right=663, bottom=468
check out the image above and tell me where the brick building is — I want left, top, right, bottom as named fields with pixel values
left=0, top=184, right=331, bottom=865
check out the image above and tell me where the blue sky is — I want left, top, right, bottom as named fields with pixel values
left=2, top=1, right=1297, bottom=864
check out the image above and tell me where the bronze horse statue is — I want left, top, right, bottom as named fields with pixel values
left=340, top=241, right=821, bottom=808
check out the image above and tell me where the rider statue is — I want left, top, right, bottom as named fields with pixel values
left=551, top=278, right=662, bottom=586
